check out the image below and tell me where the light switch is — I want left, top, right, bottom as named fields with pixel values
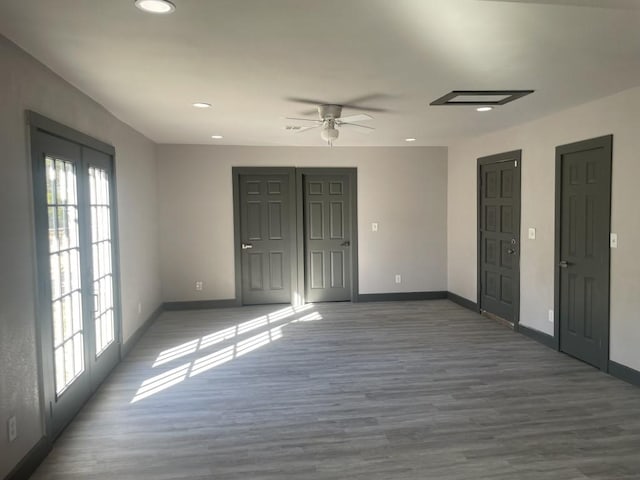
left=371, top=222, right=379, bottom=232
left=528, top=228, right=536, bottom=240
left=610, top=233, right=618, bottom=248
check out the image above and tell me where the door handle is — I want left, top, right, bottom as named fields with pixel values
left=341, top=240, right=351, bottom=247
left=558, top=260, right=571, bottom=268
left=507, top=248, right=516, bottom=255
left=241, top=243, right=253, bottom=250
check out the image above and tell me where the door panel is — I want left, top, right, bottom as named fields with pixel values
left=33, top=131, right=120, bottom=439
left=557, top=136, right=612, bottom=369
left=239, top=174, right=292, bottom=305
left=478, top=152, right=521, bottom=323
left=84, top=147, right=120, bottom=386
left=304, top=174, right=351, bottom=302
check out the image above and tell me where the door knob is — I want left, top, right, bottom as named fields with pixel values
left=558, top=260, right=571, bottom=268
left=507, top=248, right=516, bottom=255
left=341, top=240, right=351, bottom=247
left=241, top=243, right=253, bottom=250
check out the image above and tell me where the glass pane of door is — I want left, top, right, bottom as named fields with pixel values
left=88, top=166, right=115, bottom=356
left=45, top=156, right=85, bottom=396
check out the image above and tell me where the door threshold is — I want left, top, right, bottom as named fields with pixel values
left=481, top=310, right=514, bottom=330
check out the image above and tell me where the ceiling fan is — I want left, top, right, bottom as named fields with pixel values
left=286, top=104, right=374, bottom=146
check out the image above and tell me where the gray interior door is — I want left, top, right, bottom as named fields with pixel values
left=304, top=174, right=352, bottom=302
left=478, top=151, right=521, bottom=323
left=239, top=173, right=292, bottom=305
left=556, top=136, right=612, bottom=370
left=32, top=126, right=120, bottom=439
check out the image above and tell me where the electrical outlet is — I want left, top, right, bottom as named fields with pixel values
left=548, top=309, right=554, bottom=323
left=8, top=415, right=17, bottom=443
left=395, top=274, right=401, bottom=284
left=195, top=281, right=204, bottom=291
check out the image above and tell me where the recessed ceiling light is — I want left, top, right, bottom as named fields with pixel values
left=405, top=138, right=417, bottom=142
left=476, top=106, right=494, bottom=112
left=134, top=0, right=176, bottom=14
left=192, top=102, right=211, bottom=108
left=211, top=135, right=224, bottom=139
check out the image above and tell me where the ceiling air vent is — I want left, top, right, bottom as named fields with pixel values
left=284, top=125, right=304, bottom=131
left=430, top=90, right=534, bottom=106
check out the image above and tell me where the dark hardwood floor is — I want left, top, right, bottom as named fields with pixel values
left=32, top=300, right=640, bottom=479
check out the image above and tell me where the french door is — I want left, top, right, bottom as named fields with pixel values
left=31, top=119, right=120, bottom=439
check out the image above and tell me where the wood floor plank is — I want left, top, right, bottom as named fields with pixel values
left=31, top=300, right=640, bottom=479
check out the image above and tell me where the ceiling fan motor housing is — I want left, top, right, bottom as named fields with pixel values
left=318, top=104, right=342, bottom=120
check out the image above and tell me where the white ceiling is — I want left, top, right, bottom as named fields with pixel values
left=1, top=0, right=639, bottom=146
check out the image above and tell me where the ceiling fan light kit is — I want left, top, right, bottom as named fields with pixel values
left=320, top=124, right=339, bottom=144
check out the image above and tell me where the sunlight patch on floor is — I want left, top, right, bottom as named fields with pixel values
left=152, top=304, right=313, bottom=367
left=131, top=363, right=191, bottom=403
left=132, top=304, right=322, bottom=403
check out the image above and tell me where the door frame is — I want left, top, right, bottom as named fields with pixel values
left=553, top=135, right=612, bottom=370
left=232, top=167, right=298, bottom=305
left=296, top=168, right=359, bottom=304
left=28, top=111, right=122, bottom=439
left=476, top=150, right=522, bottom=326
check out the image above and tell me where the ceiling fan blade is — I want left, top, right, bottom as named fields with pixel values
left=286, top=94, right=392, bottom=115
left=285, top=124, right=321, bottom=134
left=338, top=114, right=373, bottom=123
left=340, top=104, right=389, bottom=113
left=340, top=93, right=391, bottom=113
left=285, top=117, right=322, bottom=123
left=340, top=123, right=375, bottom=134
left=297, top=125, right=321, bottom=133
left=341, top=93, right=390, bottom=105
left=285, top=97, right=328, bottom=106
left=285, top=97, right=329, bottom=116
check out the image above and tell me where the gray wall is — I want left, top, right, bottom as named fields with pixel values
left=156, top=145, right=448, bottom=301
left=0, top=36, right=162, bottom=478
left=447, top=85, right=640, bottom=372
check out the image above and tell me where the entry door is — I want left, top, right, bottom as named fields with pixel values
left=238, top=172, right=293, bottom=305
left=556, top=135, right=612, bottom=370
left=478, top=151, right=521, bottom=323
left=303, top=174, right=352, bottom=302
left=32, top=127, right=120, bottom=439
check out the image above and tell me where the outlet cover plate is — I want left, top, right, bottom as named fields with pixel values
left=8, top=415, right=17, bottom=442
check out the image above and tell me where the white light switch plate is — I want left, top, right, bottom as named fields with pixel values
left=610, top=233, right=618, bottom=248
left=372, top=222, right=379, bottom=232
left=528, top=228, right=536, bottom=240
